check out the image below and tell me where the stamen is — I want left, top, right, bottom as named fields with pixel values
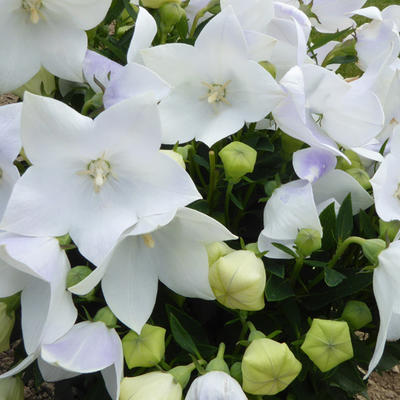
left=142, top=234, right=155, bottom=248
left=22, top=0, right=43, bottom=24
left=200, top=80, right=231, bottom=106
left=78, top=155, right=112, bottom=193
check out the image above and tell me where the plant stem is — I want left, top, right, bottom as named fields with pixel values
left=290, top=256, right=304, bottom=285
left=207, top=150, right=216, bottom=208
left=224, top=181, right=234, bottom=228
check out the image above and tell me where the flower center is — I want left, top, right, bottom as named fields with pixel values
left=79, top=156, right=112, bottom=193
left=142, top=234, right=155, bottom=248
left=22, top=0, right=43, bottom=24
left=201, top=81, right=231, bottom=106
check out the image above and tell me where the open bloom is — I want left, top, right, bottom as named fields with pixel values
left=70, top=207, right=236, bottom=333
left=0, top=0, right=112, bottom=92
left=141, top=6, right=284, bottom=146
left=0, top=93, right=200, bottom=266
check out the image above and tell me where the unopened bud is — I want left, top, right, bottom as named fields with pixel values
left=159, top=3, right=185, bottom=31
left=206, top=343, right=230, bottom=374
left=13, top=68, right=56, bottom=98
left=0, top=303, right=15, bottom=352
left=248, top=322, right=266, bottom=342
left=336, top=149, right=362, bottom=170
left=141, top=0, right=180, bottom=8
left=341, top=300, right=372, bottom=330
left=219, top=142, right=257, bottom=183
left=242, top=338, right=302, bottom=395
left=168, top=363, right=195, bottom=389
left=301, top=319, right=353, bottom=372
left=206, top=241, right=234, bottom=266
left=209, top=250, right=266, bottom=311
left=245, top=242, right=263, bottom=257
left=122, top=324, right=166, bottom=368
left=361, top=239, right=386, bottom=265
left=93, top=306, right=117, bottom=329
left=294, top=228, right=322, bottom=257
left=346, top=168, right=371, bottom=190
left=67, top=266, right=96, bottom=300
left=230, top=361, right=243, bottom=384
left=175, top=144, right=192, bottom=161
left=160, top=150, right=186, bottom=169
left=120, top=372, right=182, bottom=400
left=0, top=376, right=24, bottom=400
left=259, top=61, right=276, bottom=79
left=379, top=219, right=400, bottom=242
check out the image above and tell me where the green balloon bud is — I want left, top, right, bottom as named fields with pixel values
left=56, top=233, right=71, bottom=247
left=341, top=300, right=372, bottom=330
left=122, top=324, right=166, bottom=369
left=0, top=376, right=24, bottom=400
left=247, top=321, right=266, bottom=342
left=294, top=228, right=322, bottom=257
left=259, top=61, right=277, bottom=79
left=168, top=363, right=196, bottom=389
left=142, top=0, right=180, bottom=8
left=206, top=343, right=230, bottom=374
left=230, top=361, right=243, bottom=384
left=205, top=241, right=234, bottom=266
left=67, top=265, right=96, bottom=300
left=13, top=67, right=56, bottom=98
left=379, top=219, right=400, bottom=242
left=175, top=144, right=192, bottom=161
left=336, top=149, right=363, bottom=171
left=0, top=293, right=20, bottom=314
left=206, top=0, right=221, bottom=14
left=219, top=141, right=257, bottom=183
left=0, top=303, right=15, bottom=352
left=245, top=243, right=263, bottom=258
left=346, top=168, right=371, bottom=190
left=93, top=306, right=117, bottom=329
left=361, top=238, right=386, bottom=265
left=159, top=3, right=185, bottom=31
left=301, top=319, right=353, bottom=372
left=242, top=338, right=302, bottom=395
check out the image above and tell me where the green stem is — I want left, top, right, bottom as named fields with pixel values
left=224, top=181, right=234, bottom=228
left=189, top=6, right=208, bottom=38
left=290, top=256, right=304, bottom=285
left=216, top=342, right=226, bottom=359
left=233, top=182, right=256, bottom=231
left=207, top=150, right=216, bottom=208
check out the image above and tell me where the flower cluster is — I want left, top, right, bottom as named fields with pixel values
left=0, top=0, right=400, bottom=399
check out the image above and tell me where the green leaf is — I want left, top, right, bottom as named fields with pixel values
left=168, top=313, right=201, bottom=358
left=193, top=154, right=210, bottom=170
left=324, top=268, right=346, bottom=287
left=358, top=209, right=376, bottom=239
left=309, top=27, right=354, bottom=51
left=325, top=55, right=357, bottom=65
left=267, top=262, right=285, bottom=278
left=336, top=194, right=353, bottom=241
left=265, top=275, right=295, bottom=302
left=271, top=242, right=298, bottom=258
left=229, top=192, right=244, bottom=210
left=257, top=137, right=274, bottom=152
left=329, top=362, right=367, bottom=397
left=319, top=202, right=337, bottom=250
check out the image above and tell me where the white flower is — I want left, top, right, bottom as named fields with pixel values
left=70, top=207, right=236, bottom=333
left=0, top=234, right=76, bottom=378
left=39, top=321, right=123, bottom=400
left=141, top=6, right=284, bottom=146
left=186, top=371, right=248, bottom=400
left=0, top=0, right=112, bottom=93
left=0, top=103, right=22, bottom=219
left=0, top=93, right=200, bottom=266
left=366, top=240, right=400, bottom=377
left=258, top=180, right=322, bottom=259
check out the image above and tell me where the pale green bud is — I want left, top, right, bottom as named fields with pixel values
left=346, top=168, right=371, bottom=190
left=56, top=233, right=71, bottom=247
left=122, top=324, right=166, bottom=369
left=206, top=0, right=221, bottom=14
left=301, top=319, right=353, bottom=372
left=67, top=265, right=96, bottom=300
left=336, top=150, right=362, bottom=170
left=120, top=372, right=182, bottom=400
left=341, top=300, right=372, bottom=330
left=259, top=61, right=277, bottom=79
left=206, top=343, right=230, bottom=374
left=242, top=338, right=302, bottom=395
left=209, top=250, right=266, bottom=311
left=13, top=68, right=56, bottom=98
left=159, top=3, right=185, bottom=31
left=160, top=149, right=186, bottom=169
left=379, top=219, right=400, bottom=242
left=205, top=241, right=234, bottom=266
left=0, top=376, right=24, bottom=400
left=219, top=142, right=257, bottom=183
left=247, top=322, right=266, bottom=342
left=294, top=228, right=322, bottom=257
left=175, top=144, right=192, bottom=161
left=168, top=363, right=195, bottom=389
left=0, top=293, right=20, bottom=313
left=93, top=307, right=117, bottom=329
left=0, top=303, right=14, bottom=352
left=245, top=242, right=263, bottom=257
left=141, top=0, right=180, bottom=8
left=361, top=238, right=386, bottom=265
left=230, top=362, right=242, bottom=384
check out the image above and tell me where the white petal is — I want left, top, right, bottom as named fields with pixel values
left=41, top=321, right=117, bottom=373
left=0, top=353, right=37, bottom=379
left=127, top=7, right=157, bottom=64
left=244, top=30, right=277, bottom=62
left=257, top=234, right=295, bottom=259
left=38, top=358, right=80, bottom=382
left=0, top=103, right=22, bottom=162
left=0, top=163, right=20, bottom=221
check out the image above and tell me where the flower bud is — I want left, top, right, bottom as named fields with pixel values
left=175, top=144, right=192, bottom=161
left=361, top=239, right=386, bottom=265
left=245, top=242, right=263, bottom=257
left=209, top=250, right=266, bottom=311
left=13, top=67, right=56, bottom=98
left=160, top=150, right=186, bottom=169
left=141, top=0, right=180, bottom=8
left=0, top=303, right=15, bottom=352
left=301, top=319, right=353, bottom=372
left=0, top=293, right=20, bottom=313
left=259, top=61, right=277, bottom=79
left=122, top=324, right=166, bottom=368
left=186, top=371, right=247, bottom=400
left=230, top=362, right=243, bottom=384
left=93, top=306, right=117, bottom=329
left=247, top=322, right=266, bottom=342
left=120, top=372, right=182, bottom=400
left=219, top=142, right=257, bottom=183
left=168, top=363, right=195, bottom=389
left=159, top=3, right=185, bottom=31
left=57, top=233, right=71, bottom=247
left=294, top=228, right=322, bottom=257
left=336, top=149, right=362, bottom=170
left=0, top=376, right=24, bottom=400
left=242, top=338, right=302, bottom=395
left=341, top=300, right=372, bottom=330
left=379, top=219, right=400, bottom=242
left=346, top=168, right=371, bottom=190
left=67, top=265, right=96, bottom=300
left=206, top=343, right=230, bottom=374
left=206, top=241, right=234, bottom=266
